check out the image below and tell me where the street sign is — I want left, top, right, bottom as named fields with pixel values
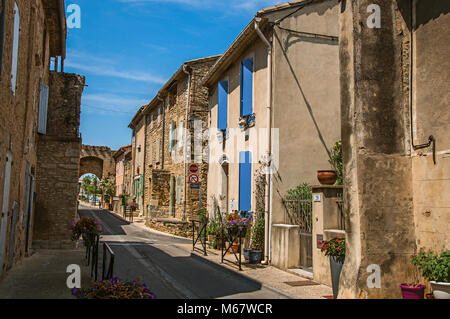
left=189, top=164, right=199, bottom=174
left=189, top=174, right=199, bottom=185
left=190, top=184, right=200, bottom=189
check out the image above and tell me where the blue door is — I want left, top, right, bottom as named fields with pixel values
left=239, top=151, right=252, bottom=212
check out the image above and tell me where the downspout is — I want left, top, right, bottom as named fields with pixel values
left=182, top=64, right=192, bottom=221
left=0, top=0, right=6, bottom=77
left=157, top=94, right=166, bottom=169
left=255, top=18, right=272, bottom=265
left=143, top=114, right=148, bottom=219
left=409, top=0, right=436, bottom=164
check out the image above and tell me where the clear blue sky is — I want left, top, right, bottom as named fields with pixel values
left=65, top=0, right=283, bottom=151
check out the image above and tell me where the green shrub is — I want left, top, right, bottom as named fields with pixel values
left=412, top=251, right=450, bottom=283
left=328, top=141, right=343, bottom=185
left=251, top=215, right=265, bottom=251
left=284, top=183, right=312, bottom=201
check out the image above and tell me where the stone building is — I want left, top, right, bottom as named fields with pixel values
left=0, top=0, right=84, bottom=279
left=128, top=56, right=219, bottom=221
left=112, top=144, right=132, bottom=213
left=337, top=0, right=449, bottom=298
left=202, top=0, right=341, bottom=270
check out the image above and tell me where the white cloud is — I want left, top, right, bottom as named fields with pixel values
left=65, top=51, right=167, bottom=84
left=116, top=0, right=285, bottom=12
left=82, top=93, right=149, bottom=115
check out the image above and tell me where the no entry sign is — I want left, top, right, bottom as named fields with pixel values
left=189, top=174, right=199, bottom=185
left=189, top=164, right=199, bottom=174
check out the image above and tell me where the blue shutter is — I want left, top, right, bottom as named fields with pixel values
left=239, top=151, right=252, bottom=212
left=218, top=80, right=228, bottom=131
left=22, top=162, right=30, bottom=227
left=169, top=123, right=173, bottom=152
left=38, top=84, right=49, bottom=134
left=177, top=176, right=181, bottom=204
left=11, top=2, right=20, bottom=95
left=240, top=58, right=253, bottom=117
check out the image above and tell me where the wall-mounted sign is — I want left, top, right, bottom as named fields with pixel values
left=190, top=184, right=200, bottom=189
left=313, top=194, right=321, bottom=202
left=189, top=174, right=199, bottom=185
left=189, top=164, right=199, bottom=174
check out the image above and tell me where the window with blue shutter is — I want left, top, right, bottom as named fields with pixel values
left=177, top=176, right=181, bottom=204
left=218, top=80, right=228, bottom=131
left=37, top=83, right=49, bottom=134
left=11, top=2, right=20, bottom=95
left=240, top=58, right=253, bottom=117
left=239, top=151, right=252, bottom=212
left=178, top=121, right=183, bottom=147
left=169, top=123, right=173, bottom=152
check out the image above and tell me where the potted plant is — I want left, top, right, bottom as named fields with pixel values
left=129, top=203, right=138, bottom=213
left=412, top=251, right=450, bottom=299
left=196, top=207, right=209, bottom=225
left=249, top=215, right=264, bottom=264
left=399, top=283, right=426, bottom=299
left=225, top=211, right=252, bottom=238
left=207, top=219, right=219, bottom=243
left=70, top=218, right=103, bottom=248
left=72, top=277, right=156, bottom=299
left=320, top=236, right=345, bottom=299
left=318, top=141, right=342, bottom=186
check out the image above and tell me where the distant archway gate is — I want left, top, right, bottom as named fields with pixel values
left=79, top=145, right=116, bottom=179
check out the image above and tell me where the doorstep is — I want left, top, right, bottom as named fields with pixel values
left=287, top=268, right=314, bottom=280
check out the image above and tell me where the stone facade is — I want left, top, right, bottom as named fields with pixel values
left=33, top=72, right=85, bottom=250
left=0, top=0, right=83, bottom=279
left=203, top=0, right=341, bottom=268
left=338, top=0, right=449, bottom=298
left=112, top=144, right=132, bottom=214
left=129, top=56, right=219, bottom=222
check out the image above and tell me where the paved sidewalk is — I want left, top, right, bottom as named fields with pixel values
left=0, top=249, right=91, bottom=299
left=102, top=206, right=333, bottom=299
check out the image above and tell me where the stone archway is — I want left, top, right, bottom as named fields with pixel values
left=80, top=145, right=116, bottom=179
left=79, top=156, right=103, bottom=179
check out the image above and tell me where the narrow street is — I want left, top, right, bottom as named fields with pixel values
left=78, top=204, right=289, bottom=299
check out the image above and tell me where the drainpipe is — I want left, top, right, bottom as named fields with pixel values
left=0, top=0, right=6, bottom=77
left=143, top=114, right=148, bottom=219
left=182, top=64, right=192, bottom=221
left=255, top=18, right=272, bottom=265
left=157, top=94, right=166, bottom=169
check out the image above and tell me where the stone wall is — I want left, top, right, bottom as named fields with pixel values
left=142, top=57, right=219, bottom=222
left=80, top=145, right=116, bottom=179
left=338, top=0, right=449, bottom=298
left=0, top=0, right=63, bottom=279
left=33, top=72, right=85, bottom=249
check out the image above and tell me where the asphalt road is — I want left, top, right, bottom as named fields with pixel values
left=78, top=205, right=289, bottom=299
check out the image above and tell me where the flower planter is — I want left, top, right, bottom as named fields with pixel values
left=399, top=284, right=426, bottom=299
left=317, top=170, right=337, bottom=185
left=207, top=235, right=215, bottom=243
left=430, top=281, right=450, bottom=299
left=243, top=248, right=251, bottom=262
left=330, top=256, right=344, bottom=299
left=249, top=250, right=263, bottom=264
left=230, top=243, right=240, bottom=254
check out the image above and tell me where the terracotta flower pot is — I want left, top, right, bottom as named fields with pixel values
left=230, top=243, right=240, bottom=254
left=317, top=170, right=338, bottom=185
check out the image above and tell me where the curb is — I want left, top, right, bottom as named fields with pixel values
left=188, top=250, right=297, bottom=299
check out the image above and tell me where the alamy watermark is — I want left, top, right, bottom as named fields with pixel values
left=67, top=4, right=81, bottom=29
left=66, top=264, right=81, bottom=289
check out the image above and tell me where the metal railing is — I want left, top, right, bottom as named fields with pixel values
left=86, top=234, right=100, bottom=281
left=102, top=243, right=115, bottom=281
left=336, top=192, right=346, bottom=231
left=221, top=228, right=244, bottom=271
left=282, top=199, right=313, bottom=232
left=192, top=220, right=207, bottom=256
